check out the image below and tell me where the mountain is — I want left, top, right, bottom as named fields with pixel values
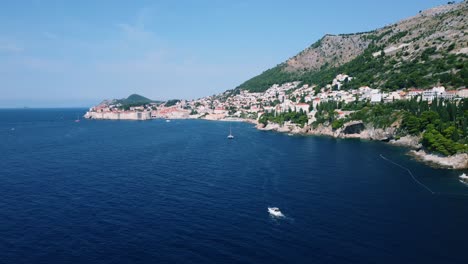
left=117, top=94, right=154, bottom=105
left=113, top=94, right=157, bottom=106
left=237, top=1, right=467, bottom=93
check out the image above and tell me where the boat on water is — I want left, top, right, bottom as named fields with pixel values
left=166, top=119, right=171, bottom=123
left=459, top=173, right=468, bottom=185
left=74, top=115, right=81, bottom=122
left=227, top=125, right=234, bottom=139
left=268, top=207, right=284, bottom=217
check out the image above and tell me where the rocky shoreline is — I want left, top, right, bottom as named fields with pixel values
left=410, top=150, right=468, bottom=170
left=253, top=120, right=468, bottom=170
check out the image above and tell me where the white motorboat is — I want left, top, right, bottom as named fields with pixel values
left=227, top=125, right=234, bottom=139
left=459, top=173, right=468, bottom=185
left=268, top=207, right=284, bottom=217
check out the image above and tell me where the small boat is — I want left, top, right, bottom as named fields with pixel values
left=268, top=207, right=284, bottom=217
left=459, top=173, right=468, bottom=185
left=74, top=115, right=80, bottom=122
left=166, top=119, right=171, bottom=123
left=227, top=125, right=234, bottom=139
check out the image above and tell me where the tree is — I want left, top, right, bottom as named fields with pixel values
left=402, top=115, right=421, bottom=135
left=420, top=111, right=440, bottom=129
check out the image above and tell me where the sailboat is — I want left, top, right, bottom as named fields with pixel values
left=74, top=115, right=81, bottom=122
left=227, top=124, right=234, bottom=139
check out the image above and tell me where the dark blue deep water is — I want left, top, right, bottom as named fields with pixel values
left=1, top=108, right=468, bottom=264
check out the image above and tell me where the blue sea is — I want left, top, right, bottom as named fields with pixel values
left=1, top=108, right=468, bottom=264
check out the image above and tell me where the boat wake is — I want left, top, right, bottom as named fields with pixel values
left=380, top=154, right=435, bottom=194
left=380, top=154, right=468, bottom=197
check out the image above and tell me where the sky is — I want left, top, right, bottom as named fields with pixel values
left=0, top=0, right=449, bottom=107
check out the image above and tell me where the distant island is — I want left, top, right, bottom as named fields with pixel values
left=85, top=2, right=468, bottom=169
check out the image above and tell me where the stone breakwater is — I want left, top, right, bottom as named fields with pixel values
left=255, top=120, right=468, bottom=170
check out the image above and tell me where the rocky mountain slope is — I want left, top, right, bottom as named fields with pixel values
left=237, top=1, right=467, bottom=93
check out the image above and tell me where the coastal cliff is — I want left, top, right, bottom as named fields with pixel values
left=257, top=120, right=396, bottom=141
left=411, top=150, right=468, bottom=170
left=255, top=120, right=468, bottom=170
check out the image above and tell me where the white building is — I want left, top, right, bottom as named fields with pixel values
left=294, top=103, right=310, bottom=113
left=432, top=86, right=445, bottom=94
left=442, top=91, right=457, bottom=100
left=422, top=86, right=446, bottom=101
left=422, top=90, right=437, bottom=101
left=385, top=91, right=401, bottom=102
left=458, top=88, right=468, bottom=98
left=371, top=93, right=382, bottom=103
left=408, top=89, right=423, bottom=98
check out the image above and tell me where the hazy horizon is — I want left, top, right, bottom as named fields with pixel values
left=1, top=0, right=448, bottom=107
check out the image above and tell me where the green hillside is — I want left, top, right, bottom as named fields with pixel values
left=237, top=2, right=468, bottom=93
left=118, top=94, right=154, bottom=105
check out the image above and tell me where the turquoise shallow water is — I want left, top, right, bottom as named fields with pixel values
left=0, top=108, right=467, bottom=264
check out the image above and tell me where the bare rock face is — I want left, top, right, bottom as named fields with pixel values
left=284, top=1, right=468, bottom=74
left=259, top=122, right=281, bottom=131
left=390, top=135, right=422, bottom=149
left=300, top=126, right=310, bottom=134
left=411, top=150, right=468, bottom=170
left=367, top=127, right=396, bottom=141
left=277, top=125, right=291, bottom=133
left=289, top=124, right=309, bottom=134
left=257, top=121, right=309, bottom=134
left=332, top=122, right=396, bottom=141
left=285, top=34, right=372, bottom=72
left=342, top=121, right=365, bottom=135
left=308, top=124, right=334, bottom=137
left=256, top=123, right=266, bottom=129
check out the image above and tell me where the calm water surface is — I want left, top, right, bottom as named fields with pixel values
left=0, top=108, right=467, bottom=264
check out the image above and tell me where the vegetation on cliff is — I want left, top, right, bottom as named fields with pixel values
left=118, top=94, right=153, bottom=105
left=164, top=99, right=181, bottom=107
left=312, top=97, right=468, bottom=156
left=116, top=94, right=157, bottom=110
left=401, top=98, right=468, bottom=156
left=258, top=110, right=308, bottom=127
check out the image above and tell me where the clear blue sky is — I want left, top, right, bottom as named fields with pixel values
left=0, top=0, right=448, bottom=107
